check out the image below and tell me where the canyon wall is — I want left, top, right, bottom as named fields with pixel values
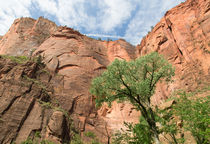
left=137, top=0, right=210, bottom=104
left=0, top=17, right=57, bottom=56
left=0, top=0, right=209, bottom=143
left=0, top=57, right=70, bottom=144
left=0, top=17, right=138, bottom=143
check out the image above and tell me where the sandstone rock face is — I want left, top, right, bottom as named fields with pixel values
left=0, top=57, right=70, bottom=144
left=34, top=26, right=137, bottom=143
left=0, top=17, right=137, bottom=143
left=137, top=0, right=210, bottom=104
left=0, top=0, right=209, bottom=142
left=0, top=17, right=57, bottom=56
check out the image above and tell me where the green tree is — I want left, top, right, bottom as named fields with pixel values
left=174, top=92, right=210, bottom=144
left=90, top=52, right=175, bottom=144
left=112, top=116, right=153, bottom=144
left=157, top=106, right=184, bottom=144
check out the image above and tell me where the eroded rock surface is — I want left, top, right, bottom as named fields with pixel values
left=137, top=0, right=210, bottom=104
left=0, top=0, right=209, bottom=143
left=0, top=57, right=70, bottom=144
left=34, top=26, right=137, bottom=143
left=0, top=17, right=137, bottom=143
left=0, top=17, right=57, bottom=56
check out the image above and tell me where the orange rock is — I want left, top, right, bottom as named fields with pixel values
left=0, top=0, right=209, bottom=142
left=137, top=0, right=210, bottom=105
left=0, top=17, right=57, bottom=56
left=33, top=26, right=137, bottom=143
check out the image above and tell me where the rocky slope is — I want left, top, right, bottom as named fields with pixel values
left=137, top=0, right=210, bottom=105
left=0, top=56, right=70, bottom=144
left=0, top=0, right=209, bottom=143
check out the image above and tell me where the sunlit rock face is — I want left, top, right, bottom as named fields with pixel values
left=0, top=57, right=70, bottom=144
left=0, top=0, right=209, bottom=143
left=0, top=17, right=57, bottom=56
left=137, top=0, right=210, bottom=105
left=0, top=17, right=137, bottom=143
left=34, top=26, right=137, bottom=143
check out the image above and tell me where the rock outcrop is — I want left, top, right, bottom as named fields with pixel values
left=0, top=56, right=70, bottom=144
left=0, top=18, right=137, bottom=143
left=137, top=0, right=210, bottom=104
left=0, top=0, right=209, bottom=143
left=0, top=17, right=57, bottom=56
left=34, top=26, right=137, bottom=143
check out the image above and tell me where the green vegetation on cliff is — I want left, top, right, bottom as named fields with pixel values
left=90, top=52, right=209, bottom=144
left=90, top=52, right=175, bottom=144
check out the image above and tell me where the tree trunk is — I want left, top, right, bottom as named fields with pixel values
left=154, top=134, right=161, bottom=144
left=152, top=125, right=161, bottom=144
left=139, top=106, right=161, bottom=144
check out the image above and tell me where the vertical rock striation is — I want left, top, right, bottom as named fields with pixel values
left=0, top=0, right=209, bottom=142
left=0, top=57, right=70, bottom=144
left=137, top=0, right=210, bottom=104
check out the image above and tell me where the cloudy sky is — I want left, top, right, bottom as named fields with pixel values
left=0, top=0, right=185, bottom=45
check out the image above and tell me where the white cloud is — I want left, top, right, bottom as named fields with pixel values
left=32, top=0, right=138, bottom=33
left=0, top=0, right=32, bottom=35
left=34, top=0, right=58, bottom=15
left=124, top=0, right=186, bottom=45
left=86, top=33, right=125, bottom=39
left=0, top=0, right=186, bottom=45
left=99, top=0, right=137, bottom=32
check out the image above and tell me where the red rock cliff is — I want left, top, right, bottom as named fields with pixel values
left=137, top=0, right=210, bottom=104
left=0, top=0, right=209, bottom=143
left=0, top=17, right=57, bottom=56
left=0, top=17, right=137, bottom=143
left=33, top=26, right=138, bottom=143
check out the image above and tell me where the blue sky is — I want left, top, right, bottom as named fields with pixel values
left=0, top=0, right=185, bottom=45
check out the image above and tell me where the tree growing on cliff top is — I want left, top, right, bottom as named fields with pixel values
left=90, top=52, right=175, bottom=144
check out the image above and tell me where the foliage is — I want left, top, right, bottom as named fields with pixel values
left=70, top=133, right=101, bottom=144
left=84, top=131, right=96, bottom=139
left=174, top=92, right=210, bottom=144
left=21, top=138, right=34, bottom=144
left=157, top=107, right=184, bottom=144
left=31, top=55, right=45, bottom=67
left=21, top=139, right=54, bottom=144
left=112, top=116, right=153, bottom=144
left=90, top=52, right=174, bottom=108
left=0, top=54, right=45, bottom=66
left=35, top=55, right=43, bottom=66
left=90, top=52, right=175, bottom=143
left=29, top=48, right=36, bottom=57
left=20, top=131, right=54, bottom=144
left=23, top=75, right=48, bottom=90
left=70, top=134, right=84, bottom=144
left=91, top=140, right=101, bottom=144
left=0, top=55, right=29, bottom=64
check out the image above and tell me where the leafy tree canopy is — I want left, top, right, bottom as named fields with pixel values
left=90, top=52, right=175, bottom=109
left=90, top=52, right=175, bottom=144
